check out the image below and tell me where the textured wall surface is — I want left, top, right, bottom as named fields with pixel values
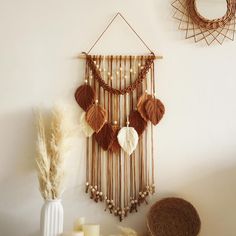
left=0, top=0, right=236, bottom=235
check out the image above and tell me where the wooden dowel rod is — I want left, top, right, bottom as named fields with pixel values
left=77, top=54, right=163, bottom=60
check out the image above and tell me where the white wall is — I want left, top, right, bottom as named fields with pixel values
left=1, top=0, right=236, bottom=235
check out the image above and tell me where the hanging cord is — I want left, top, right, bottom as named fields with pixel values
left=87, top=12, right=154, bottom=54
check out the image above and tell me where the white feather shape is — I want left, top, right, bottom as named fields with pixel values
left=117, top=127, right=138, bottom=155
left=80, top=112, right=94, bottom=137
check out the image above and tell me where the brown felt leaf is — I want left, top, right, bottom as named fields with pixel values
left=94, top=122, right=115, bottom=151
left=145, top=98, right=165, bottom=125
left=109, top=125, right=121, bottom=153
left=129, top=110, right=147, bottom=136
left=86, top=104, right=107, bottom=132
left=137, top=93, right=152, bottom=121
left=75, top=84, right=95, bottom=111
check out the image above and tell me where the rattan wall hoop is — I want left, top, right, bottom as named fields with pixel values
left=172, top=0, right=236, bottom=45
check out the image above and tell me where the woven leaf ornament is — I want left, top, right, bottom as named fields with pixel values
left=79, top=111, right=94, bottom=137
left=75, top=84, right=95, bottom=111
left=86, top=104, right=107, bottom=133
left=94, top=122, right=115, bottom=150
left=137, top=93, right=152, bottom=121
left=117, top=127, right=139, bottom=156
left=145, top=97, right=165, bottom=125
left=129, top=110, right=147, bottom=136
left=109, top=125, right=121, bottom=153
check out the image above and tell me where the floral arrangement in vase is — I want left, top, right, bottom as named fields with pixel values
left=35, top=105, right=72, bottom=236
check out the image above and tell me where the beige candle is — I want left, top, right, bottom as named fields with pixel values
left=83, top=224, right=100, bottom=236
left=74, top=217, right=85, bottom=231
left=62, top=232, right=84, bottom=236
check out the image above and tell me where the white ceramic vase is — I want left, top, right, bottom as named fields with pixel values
left=40, top=199, right=63, bottom=236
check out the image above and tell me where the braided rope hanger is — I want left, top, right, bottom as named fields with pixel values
left=84, top=53, right=155, bottom=95
left=78, top=12, right=163, bottom=59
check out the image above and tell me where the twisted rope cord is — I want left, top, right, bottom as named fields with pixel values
left=87, top=12, right=154, bottom=54
left=85, top=53, right=155, bottom=95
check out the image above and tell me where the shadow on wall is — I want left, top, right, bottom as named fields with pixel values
left=0, top=108, right=41, bottom=236
left=0, top=108, right=36, bottom=177
left=176, top=164, right=236, bottom=236
left=132, top=163, right=236, bottom=236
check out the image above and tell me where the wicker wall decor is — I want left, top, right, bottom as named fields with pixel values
left=147, top=197, right=201, bottom=236
left=172, top=0, right=236, bottom=45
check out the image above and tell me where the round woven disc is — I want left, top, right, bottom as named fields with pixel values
left=147, top=198, right=201, bottom=236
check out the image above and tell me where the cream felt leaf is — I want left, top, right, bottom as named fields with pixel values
left=80, top=112, right=94, bottom=137
left=117, top=127, right=138, bottom=156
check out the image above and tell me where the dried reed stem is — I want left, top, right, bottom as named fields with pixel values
left=35, top=106, right=70, bottom=200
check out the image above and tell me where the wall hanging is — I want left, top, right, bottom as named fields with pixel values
left=75, top=13, right=164, bottom=221
left=172, top=0, right=236, bottom=45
